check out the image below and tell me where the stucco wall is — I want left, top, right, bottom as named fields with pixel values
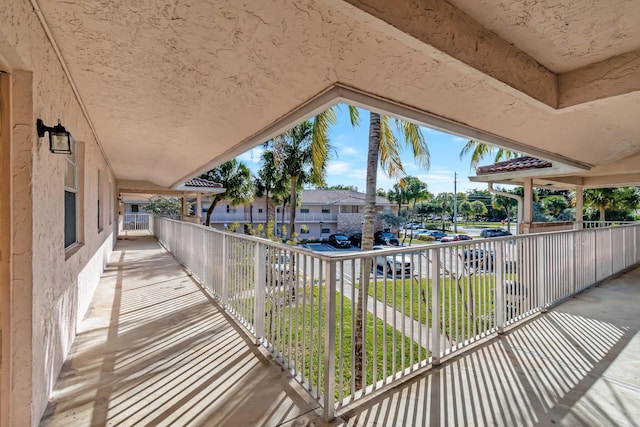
left=0, top=1, right=118, bottom=425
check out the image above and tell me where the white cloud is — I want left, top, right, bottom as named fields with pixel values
left=236, top=146, right=264, bottom=164
left=327, top=161, right=351, bottom=175
left=341, top=146, right=357, bottom=156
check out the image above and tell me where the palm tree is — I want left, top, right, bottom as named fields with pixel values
left=273, top=117, right=334, bottom=239
left=254, top=147, right=290, bottom=233
left=200, top=160, right=253, bottom=226
left=459, top=139, right=519, bottom=169
left=584, top=187, right=640, bottom=221
left=354, top=111, right=429, bottom=389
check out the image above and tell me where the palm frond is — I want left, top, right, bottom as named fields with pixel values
left=378, top=115, right=403, bottom=178
left=347, top=104, right=360, bottom=127
left=399, top=120, right=430, bottom=170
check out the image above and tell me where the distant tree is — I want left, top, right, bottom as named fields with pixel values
left=584, top=187, right=640, bottom=221
left=387, top=182, right=409, bottom=215
left=399, top=176, right=431, bottom=224
left=143, top=196, right=181, bottom=217
left=541, top=195, right=569, bottom=218
left=458, top=200, right=472, bottom=221
left=470, top=200, right=488, bottom=221
left=255, top=147, right=289, bottom=232
left=492, top=187, right=520, bottom=227
left=200, top=159, right=253, bottom=226
left=324, top=184, right=359, bottom=191
left=434, top=193, right=454, bottom=229
left=273, top=120, right=332, bottom=239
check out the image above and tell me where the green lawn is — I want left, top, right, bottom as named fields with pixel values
left=361, top=272, right=500, bottom=341
left=263, top=285, right=427, bottom=400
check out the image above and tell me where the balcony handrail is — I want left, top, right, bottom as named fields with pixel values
left=152, top=216, right=640, bottom=422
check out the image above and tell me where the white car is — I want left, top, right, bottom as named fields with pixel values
left=372, top=246, right=412, bottom=276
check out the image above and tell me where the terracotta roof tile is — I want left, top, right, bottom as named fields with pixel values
left=183, top=177, right=223, bottom=188
left=476, top=156, right=552, bottom=175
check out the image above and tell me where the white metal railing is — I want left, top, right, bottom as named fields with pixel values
left=152, top=217, right=640, bottom=421
left=583, top=220, right=636, bottom=229
left=206, top=212, right=337, bottom=223
left=122, top=213, right=151, bottom=230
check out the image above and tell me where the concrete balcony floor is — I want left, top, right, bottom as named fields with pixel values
left=40, top=234, right=640, bottom=426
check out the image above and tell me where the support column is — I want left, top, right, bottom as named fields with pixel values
left=520, top=178, right=533, bottom=234
left=2, top=70, right=34, bottom=427
left=574, top=185, right=584, bottom=230
left=181, top=192, right=188, bottom=219
left=196, top=193, right=202, bottom=224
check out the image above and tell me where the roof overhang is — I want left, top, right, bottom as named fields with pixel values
left=16, top=0, right=640, bottom=191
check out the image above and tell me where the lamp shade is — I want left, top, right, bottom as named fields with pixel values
left=37, top=119, right=72, bottom=154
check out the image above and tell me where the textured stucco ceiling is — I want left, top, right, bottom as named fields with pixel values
left=448, top=0, right=640, bottom=73
left=37, top=0, right=640, bottom=189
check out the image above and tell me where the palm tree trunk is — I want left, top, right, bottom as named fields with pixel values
left=354, top=112, right=381, bottom=390
left=599, top=207, right=606, bottom=222
left=205, top=195, right=222, bottom=226
left=289, top=175, right=298, bottom=240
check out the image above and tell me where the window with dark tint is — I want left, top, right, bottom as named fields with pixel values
left=64, top=140, right=78, bottom=249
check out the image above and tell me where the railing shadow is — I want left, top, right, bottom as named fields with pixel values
left=338, top=308, right=636, bottom=427
left=40, top=236, right=321, bottom=427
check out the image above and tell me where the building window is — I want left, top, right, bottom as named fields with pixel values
left=300, top=207, right=310, bottom=214
left=64, top=140, right=78, bottom=249
left=258, top=207, right=263, bottom=213
left=108, top=180, right=112, bottom=225
left=300, top=225, right=309, bottom=234
left=97, top=170, right=102, bottom=231
left=322, top=227, right=330, bottom=234
left=321, top=206, right=330, bottom=214
left=131, top=204, right=139, bottom=213
left=226, top=204, right=236, bottom=214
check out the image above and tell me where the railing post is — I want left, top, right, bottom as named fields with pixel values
left=222, top=234, right=229, bottom=307
left=571, top=233, right=577, bottom=297
left=254, top=243, right=265, bottom=345
left=323, top=259, right=337, bottom=422
left=610, top=227, right=614, bottom=276
left=538, top=236, right=547, bottom=312
left=495, top=241, right=505, bottom=334
left=431, top=248, right=441, bottom=366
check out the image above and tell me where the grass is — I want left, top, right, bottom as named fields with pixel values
left=362, top=271, right=507, bottom=341
left=263, top=285, right=427, bottom=400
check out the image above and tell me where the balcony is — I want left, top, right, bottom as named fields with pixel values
left=207, top=212, right=338, bottom=224
left=41, top=220, right=640, bottom=426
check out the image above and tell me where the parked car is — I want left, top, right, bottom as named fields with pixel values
left=463, top=249, right=494, bottom=271
left=423, top=230, right=446, bottom=240
left=480, top=228, right=512, bottom=238
left=348, top=233, right=362, bottom=247
left=374, top=231, right=400, bottom=246
left=328, top=233, right=351, bottom=248
left=266, top=253, right=291, bottom=286
left=372, top=246, right=412, bottom=276
left=440, top=234, right=473, bottom=242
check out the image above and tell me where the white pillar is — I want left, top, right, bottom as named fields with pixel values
left=182, top=192, right=189, bottom=218
left=574, top=185, right=584, bottom=229
left=196, top=193, right=202, bottom=224
left=521, top=178, right=533, bottom=234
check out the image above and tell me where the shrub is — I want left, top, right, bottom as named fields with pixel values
left=416, top=234, right=435, bottom=241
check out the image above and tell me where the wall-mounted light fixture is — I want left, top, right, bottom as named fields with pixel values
left=37, top=118, right=72, bottom=154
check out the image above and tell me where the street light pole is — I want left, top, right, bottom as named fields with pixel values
left=454, top=172, right=458, bottom=233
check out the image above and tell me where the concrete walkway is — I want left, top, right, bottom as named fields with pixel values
left=41, top=234, right=640, bottom=426
left=40, top=234, right=323, bottom=427
left=338, top=265, right=640, bottom=427
left=340, top=281, right=448, bottom=350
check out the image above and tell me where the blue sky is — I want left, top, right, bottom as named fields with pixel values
left=237, top=104, right=491, bottom=195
